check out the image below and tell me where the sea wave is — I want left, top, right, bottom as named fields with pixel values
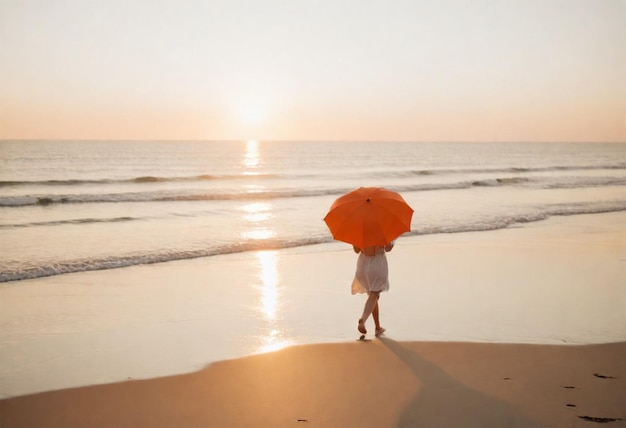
left=2, top=201, right=625, bottom=283
left=0, top=237, right=328, bottom=283
left=409, top=200, right=626, bottom=236
left=0, top=216, right=138, bottom=229
left=1, top=163, right=624, bottom=188
left=0, top=173, right=284, bottom=187
left=377, top=163, right=626, bottom=178
left=1, top=175, right=625, bottom=207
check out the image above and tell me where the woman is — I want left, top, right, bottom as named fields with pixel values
left=351, top=240, right=394, bottom=336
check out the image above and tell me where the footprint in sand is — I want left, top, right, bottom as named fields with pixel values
left=593, top=373, right=617, bottom=379
left=578, top=416, right=623, bottom=423
left=572, top=374, right=621, bottom=424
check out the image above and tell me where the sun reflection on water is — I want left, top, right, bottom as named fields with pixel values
left=255, top=251, right=292, bottom=353
left=240, top=202, right=275, bottom=240
left=242, top=228, right=276, bottom=240
left=241, top=202, right=271, bottom=222
left=244, top=139, right=259, bottom=168
left=258, top=329, right=292, bottom=354
left=258, top=251, right=279, bottom=320
left=240, top=141, right=291, bottom=353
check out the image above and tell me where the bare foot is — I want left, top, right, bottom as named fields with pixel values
left=375, top=327, right=386, bottom=337
left=358, top=319, right=367, bottom=334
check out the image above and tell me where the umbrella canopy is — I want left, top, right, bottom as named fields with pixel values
left=323, top=187, right=414, bottom=248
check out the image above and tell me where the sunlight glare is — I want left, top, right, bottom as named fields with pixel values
left=241, top=202, right=272, bottom=222
left=244, top=139, right=259, bottom=168
left=257, top=329, right=292, bottom=354
left=253, top=251, right=292, bottom=354
left=240, top=201, right=274, bottom=239
left=242, top=228, right=276, bottom=240
left=258, top=251, right=279, bottom=320
left=241, top=105, right=267, bottom=126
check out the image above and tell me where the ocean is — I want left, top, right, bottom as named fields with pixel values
left=1, top=140, right=625, bottom=283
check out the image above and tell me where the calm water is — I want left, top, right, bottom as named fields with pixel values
left=1, top=140, right=625, bottom=282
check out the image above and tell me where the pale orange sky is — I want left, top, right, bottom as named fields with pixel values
left=1, top=0, right=624, bottom=142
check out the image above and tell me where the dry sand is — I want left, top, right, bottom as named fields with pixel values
left=1, top=340, right=625, bottom=428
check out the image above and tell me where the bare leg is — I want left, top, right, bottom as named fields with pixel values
left=372, top=300, right=380, bottom=330
left=372, top=296, right=386, bottom=336
left=358, top=291, right=380, bottom=333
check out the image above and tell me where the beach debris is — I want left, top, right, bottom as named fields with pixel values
left=503, top=377, right=511, bottom=380
left=566, top=404, right=577, bottom=408
left=593, top=373, right=616, bottom=379
left=563, top=385, right=576, bottom=389
left=578, top=416, right=623, bottom=423
left=296, top=418, right=308, bottom=423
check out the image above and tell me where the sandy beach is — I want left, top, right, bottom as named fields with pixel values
left=1, top=212, right=625, bottom=427
left=1, top=340, right=625, bottom=427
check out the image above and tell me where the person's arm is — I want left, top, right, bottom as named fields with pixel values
left=353, top=245, right=361, bottom=254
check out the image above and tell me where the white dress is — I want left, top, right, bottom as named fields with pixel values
left=351, top=246, right=390, bottom=295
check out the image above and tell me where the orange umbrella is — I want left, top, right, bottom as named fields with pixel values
left=324, top=187, right=414, bottom=248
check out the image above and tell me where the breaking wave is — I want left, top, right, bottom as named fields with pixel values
left=2, top=200, right=625, bottom=283
left=1, top=163, right=624, bottom=188
left=0, top=173, right=283, bottom=187
left=1, top=175, right=625, bottom=207
left=0, top=216, right=138, bottom=229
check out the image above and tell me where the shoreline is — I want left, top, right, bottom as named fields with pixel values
left=1, top=211, right=625, bottom=402
left=3, top=205, right=626, bottom=285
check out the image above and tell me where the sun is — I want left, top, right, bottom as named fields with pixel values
left=240, top=104, right=268, bottom=126
left=231, top=95, right=271, bottom=128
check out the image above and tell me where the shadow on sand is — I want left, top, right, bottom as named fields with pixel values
left=379, top=337, right=540, bottom=428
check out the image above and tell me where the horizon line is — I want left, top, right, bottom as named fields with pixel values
left=1, top=138, right=625, bottom=144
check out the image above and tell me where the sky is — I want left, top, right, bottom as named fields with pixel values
left=0, top=0, right=624, bottom=142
